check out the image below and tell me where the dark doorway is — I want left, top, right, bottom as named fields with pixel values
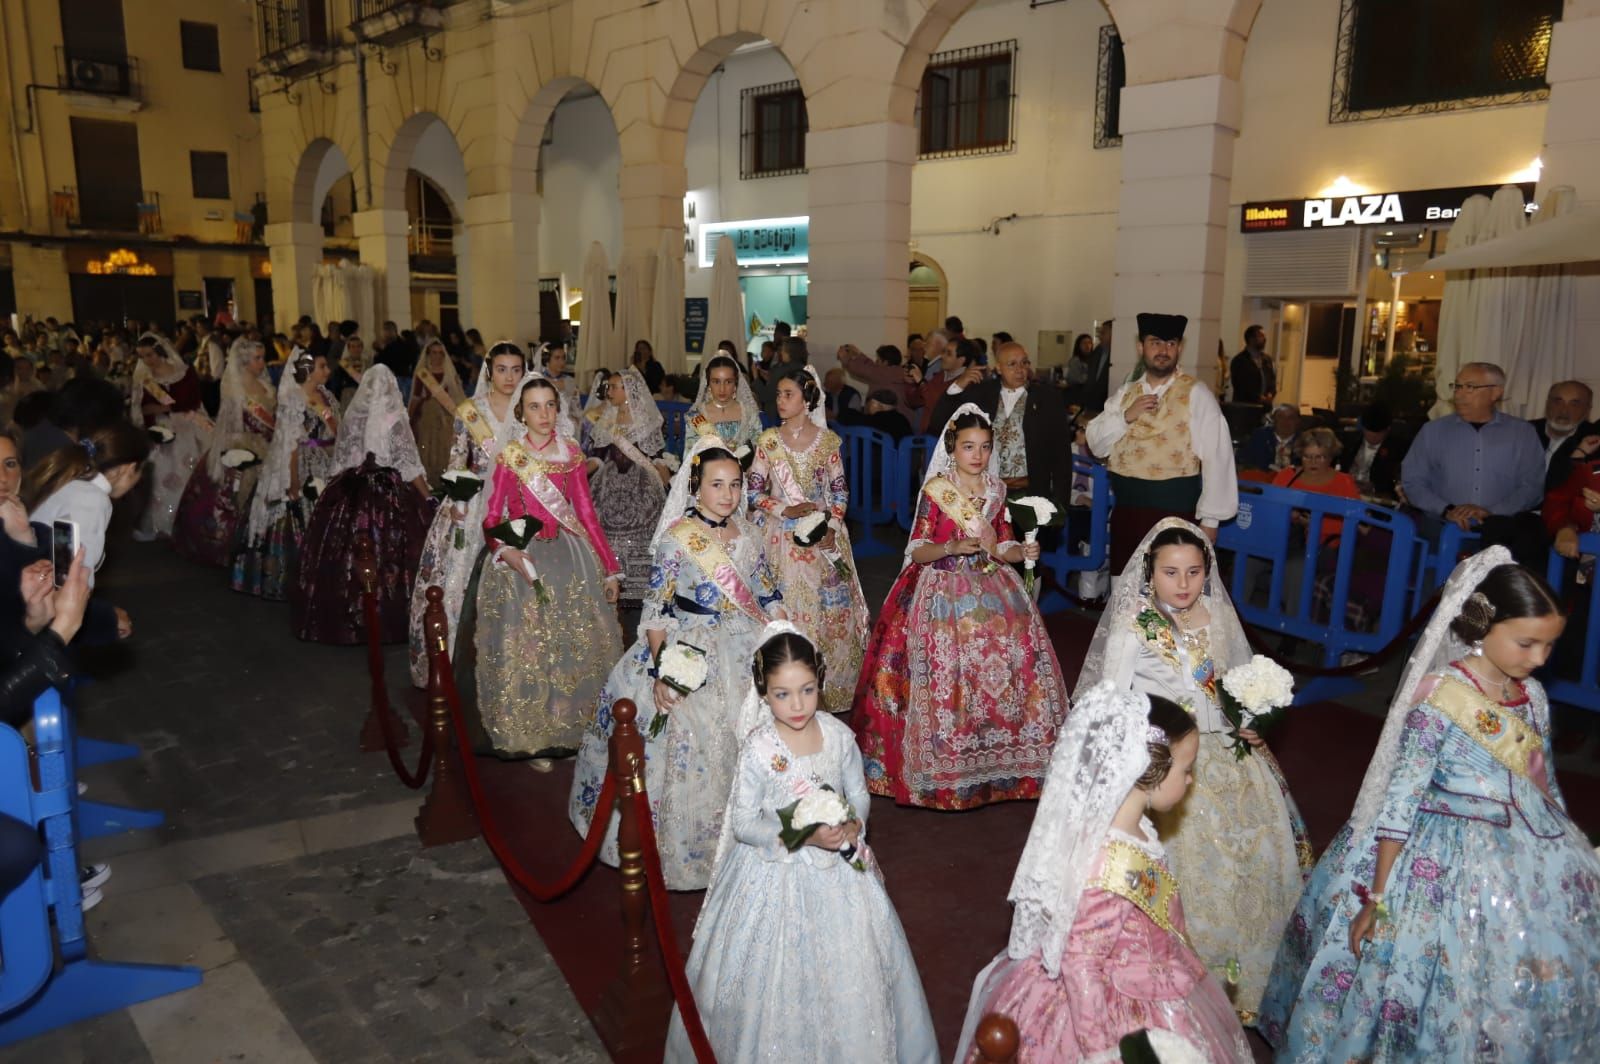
left=0, top=270, right=15, bottom=318
left=203, top=277, right=235, bottom=322
left=253, top=277, right=274, bottom=331
left=70, top=274, right=175, bottom=328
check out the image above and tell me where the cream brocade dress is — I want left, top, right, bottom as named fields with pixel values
left=1131, top=610, right=1314, bottom=1021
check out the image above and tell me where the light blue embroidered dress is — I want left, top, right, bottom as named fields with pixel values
left=663, top=714, right=939, bottom=1064
left=566, top=513, right=781, bottom=891
left=1261, top=665, right=1600, bottom=1061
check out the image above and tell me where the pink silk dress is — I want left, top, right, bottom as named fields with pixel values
left=479, top=445, right=621, bottom=574
left=969, top=831, right=1251, bottom=1063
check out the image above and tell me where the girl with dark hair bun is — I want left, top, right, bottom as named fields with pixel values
left=1263, top=550, right=1600, bottom=1059
left=686, top=355, right=761, bottom=455
left=746, top=366, right=871, bottom=710
left=663, top=623, right=938, bottom=1063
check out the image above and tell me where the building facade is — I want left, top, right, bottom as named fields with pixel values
left=0, top=0, right=269, bottom=328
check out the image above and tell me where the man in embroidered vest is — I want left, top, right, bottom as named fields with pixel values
left=930, top=341, right=1071, bottom=499
left=1088, top=313, right=1238, bottom=568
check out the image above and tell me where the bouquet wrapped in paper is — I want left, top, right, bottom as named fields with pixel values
left=486, top=515, right=551, bottom=604
left=649, top=641, right=708, bottom=737
left=219, top=447, right=262, bottom=471
left=776, top=784, right=864, bottom=872
left=1006, top=493, right=1064, bottom=593
left=434, top=470, right=485, bottom=548
left=1218, top=654, right=1296, bottom=760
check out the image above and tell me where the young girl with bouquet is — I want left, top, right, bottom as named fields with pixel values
left=853, top=403, right=1069, bottom=809
left=956, top=682, right=1251, bottom=1063
left=664, top=624, right=938, bottom=1064
left=1075, top=518, right=1312, bottom=1022
left=1261, top=550, right=1600, bottom=1060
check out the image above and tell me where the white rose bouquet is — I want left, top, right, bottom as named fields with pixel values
left=487, top=516, right=551, bottom=604
left=658, top=452, right=681, bottom=474
left=792, top=509, right=851, bottom=579
left=1218, top=654, right=1296, bottom=760
left=649, top=641, right=709, bottom=737
left=776, top=784, right=864, bottom=871
left=434, top=470, right=485, bottom=548
left=147, top=425, right=175, bottom=444
left=733, top=443, right=754, bottom=470
left=1006, top=493, right=1065, bottom=594
left=220, top=447, right=262, bottom=471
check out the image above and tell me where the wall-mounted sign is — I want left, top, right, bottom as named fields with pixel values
left=86, top=248, right=157, bottom=276
left=65, top=246, right=173, bottom=276
left=1241, top=183, right=1536, bottom=233
left=684, top=297, right=708, bottom=354
left=177, top=290, right=205, bottom=311
left=698, top=216, right=809, bottom=268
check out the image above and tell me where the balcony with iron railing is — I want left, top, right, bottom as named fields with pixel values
left=56, top=47, right=140, bottom=101
left=408, top=219, right=456, bottom=274
left=54, top=188, right=161, bottom=234
left=350, top=0, right=447, bottom=48
left=257, top=0, right=334, bottom=76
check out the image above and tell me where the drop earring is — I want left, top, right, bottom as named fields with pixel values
left=1470, top=640, right=1484, bottom=657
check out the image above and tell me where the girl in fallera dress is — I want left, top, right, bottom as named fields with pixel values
left=292, top=364, right=432, bottom=645
left=664, top=625, right=938, bottom=1064
left=174, top=338, right=277, bottom=567
left=539, top=343, right=582, bottom=417
left=685, top=355, right=762, bottom=455
left=567, top=435, right=784, bottom=891
left=232, top=350, right=339, bottom=599
left=853, top=403, right=1069, bottom=810
left=1261, top=549, right=1600, bottom=1061
left=407, top=341, right=527, bottom=688
left=956, top=683, right=1252, bottom=1063
left=129, top=332, right=212, bottom=540
left=583, top=367, right=671, bottom=605
left=407, top=337, right=467, bottom=488
left=453, top=374, right=623, bottom=759
left=1076, top=518, right=1312, bottom=1022
left=745, top=367, right=870, bottom=710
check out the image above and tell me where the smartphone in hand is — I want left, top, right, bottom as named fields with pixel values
left=51, top=519, right=78, bottom=588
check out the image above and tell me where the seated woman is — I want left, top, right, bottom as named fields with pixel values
left=583, top=367, right=670, bottom=606
left=129, top=332, right=212, bottom=540
left=292, top=365, right=432, bottom=645
left=174, top=338, right=276, bottom=567
left=232, top=351, right=339, bottom=600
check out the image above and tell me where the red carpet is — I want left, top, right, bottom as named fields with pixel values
left=462, top=612, right=1600, bottom=1061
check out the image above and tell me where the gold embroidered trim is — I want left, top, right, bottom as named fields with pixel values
left=1426, top=676, right=1540, bottom=780
left=1095, top=839, right=1188, bottom=945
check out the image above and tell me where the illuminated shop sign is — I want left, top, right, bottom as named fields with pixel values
left=1240, top=183, right=1536, bottom=233
left=698, top=216, right=809, bottom=268
left=86, top=248, right=157, bottom=275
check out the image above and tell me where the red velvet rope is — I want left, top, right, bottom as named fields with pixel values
left=1238, top=588, right=1444, bottom=679
left=364, top=591, right=434, bottom=789
left=436, top=661, right=616, bottom=902
left=630, top=789, right=718, bottom=1064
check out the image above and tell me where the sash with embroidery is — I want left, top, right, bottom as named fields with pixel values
left=498, top=438, right=593, bottom=549
left=667, top=519, right=770, bottom=626
left=414, top=366, right=457, bottom=413
left=922, top=475, right=991, bottom=540
left=1095, top=838, right=1189, bottom=946
left=1426, top=675, right=1545, bottom=788
left=142, top=378, right=175, bottom=406
left=243, top=395, right=277, bottom=434
left=455, top=399, right=496, bottom=451
left=308, top=394, right=338, bottom=438
left=688, top=412, right=714, bottom=439
left=594, top=409, right=656, bottom=471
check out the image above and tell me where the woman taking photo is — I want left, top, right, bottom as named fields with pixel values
left=25, top=422, right=150, bottom=586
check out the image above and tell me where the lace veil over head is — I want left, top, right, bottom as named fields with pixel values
left=651, top=433, right=740, bottom=548
left=333, top=364, right=425, bottom=482
left=209, top=337, right=273, bottom=479
left=799, top=364, right=828, bottom=430
left=1073, top=516, right=1251, bottom=707
left=587, top=367, right=665, bottom=454
left=492, top=370, right=580, bottom=452
left=129, top=331, right=188, bottom=426
left=248, top=355, right=314, bottom=542
left=902, top=402, right=1001, bottom=568
left=689, top=355, right=763, bottom=445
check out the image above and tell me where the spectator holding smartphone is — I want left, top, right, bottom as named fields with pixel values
left=24, top=422, right=149, bottom=585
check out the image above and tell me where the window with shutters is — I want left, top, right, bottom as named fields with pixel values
left=740, top=82, right=807, bottom=178
left=1094, top=27, right=1125, bottom=149
left=1331, top=0, right=1558, bottom=121
left=918, top=40, right=1016, bottom=159
left=180, top=21, right=221, bottom=72
left=70, top=117, right=142, bottom=230
left=190, top=151, right=230, bottom=200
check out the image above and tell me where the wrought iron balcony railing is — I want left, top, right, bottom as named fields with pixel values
left=56, top=47, right=139, bottom=100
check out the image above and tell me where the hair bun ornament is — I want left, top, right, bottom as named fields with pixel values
left=81, top=437, right=98, bottom=460
left=1145, top=723, right=1169, bottom=746
left=1467, top=591, right=1496, bottom=619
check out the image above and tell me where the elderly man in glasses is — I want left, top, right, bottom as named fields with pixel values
left=1400, top=361, right=1548, bottom=566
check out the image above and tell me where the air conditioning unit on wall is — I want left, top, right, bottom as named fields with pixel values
left=70, top=58, right=120, bottom=94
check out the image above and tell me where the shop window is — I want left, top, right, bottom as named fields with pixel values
left=1094, top=27, right=1125, bottom=149
left=918, top=40, right=1016, bottom=159
left=190, top=151, right=230, bottom=200
left=741, top=81, right=807, bottom=179
left=1332, top=0, right=1558, bottom=121
left=180, top=21, right=221, bottom=72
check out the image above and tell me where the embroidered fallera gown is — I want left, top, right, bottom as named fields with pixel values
left=133, top=363, right=212, bottom=539
left=663, top=714, right=939, bottom=1064
left=174, top=391, right=275, bottom=567
left=1260, top=665, right=1600, bottom=1061
left=746, top=427, right=869, bottom=710
left=232, top=389, right=339, bottom=599
left=853, top=472, right=1069, bottom=810
left=567, top=513, right=781, bottom=890
left=453, top=435, right=623, bottom=758
left=584, top=375, right=668, bottom=604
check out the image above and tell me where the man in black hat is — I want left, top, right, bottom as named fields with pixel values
left=1087, top=313, right=1238, bottom=568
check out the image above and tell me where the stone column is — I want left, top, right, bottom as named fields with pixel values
left=1109, top=75, right=1241, bottom=385
left=804, top=121, right=916, bottom=365
left=619, top=160, right=689, bottom=346
left=263, top=221, right=324, bottom=327
left=353, top=208, right=411, bottom=331
left=463, top=191, right=540, bottom=347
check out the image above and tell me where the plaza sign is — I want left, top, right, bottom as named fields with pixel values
left=1241, top=183, right=1536, bottom=233
left=697, top=216, right=809, bottom=268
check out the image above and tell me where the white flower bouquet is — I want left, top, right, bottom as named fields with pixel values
left=1006, top=493, right=1065, bottom=594
left=220, top=447, right=262, bottom=471
left=776, top=784, right=864, bottom=871
left=487, top=516, right=551, bottom=604
left=649, top=641, right=709, bottom=737
left=147, top=425, right=175, bottom=444
left=301, top=476, right=326, bottom=503
left=733, top=443, right=754, bottom=470
left=435, top=470, right=485, bottom=548
left=658, top=452, right=681, bottom=474
left=1218, top=654, right=1296, bottom=760
left=792, top=509, right=851, bottom=579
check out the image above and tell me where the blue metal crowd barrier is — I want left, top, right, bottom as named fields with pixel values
left=1036, top=457, right=1112, bottom=614
left=1215, top=482, right=1420, bottom=704
left=0, top=690, right=199, bottom=1044
left=835, top=425, right=898, bottom=558
left=894, top=435, right=938, bottom=531
left=657, top=400, right=690, bottom=457
left=1545, top=532, right=1600, bottom=715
